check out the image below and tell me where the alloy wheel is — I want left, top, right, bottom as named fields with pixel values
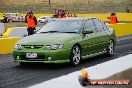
left=107, top=40, right=114, bottom=56
left=70, top=45, right=81, bottom=66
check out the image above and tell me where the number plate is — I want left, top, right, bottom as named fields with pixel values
left=26, top=53, right=37, bottom=58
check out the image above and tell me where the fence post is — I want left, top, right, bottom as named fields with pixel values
left=49, top=0, right=51, bottom=4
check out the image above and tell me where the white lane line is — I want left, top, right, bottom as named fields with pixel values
left=28, top=54, right=132, bottom=88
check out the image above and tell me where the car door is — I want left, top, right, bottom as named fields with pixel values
left=92, top=18, right=109, bottom=53
left=81, top=19, right=98, bottom=56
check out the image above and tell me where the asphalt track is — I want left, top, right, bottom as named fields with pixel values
left=0, top=35, right=132, bottom=88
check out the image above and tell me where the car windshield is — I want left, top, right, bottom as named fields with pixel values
left=38, top=20, right=83, bottom=33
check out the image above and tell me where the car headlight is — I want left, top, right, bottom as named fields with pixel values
left=14, top=44, right=22, bottom=50
left=46, top=44, right=63, bottom=50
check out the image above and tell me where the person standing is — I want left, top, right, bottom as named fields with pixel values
left=3, top=14, right=8, bottom=23
left=126, top=7, right=130, bottom=13
left=108, top=13, right=118, bottom=24
left=26, top=10, right=37, bottom=36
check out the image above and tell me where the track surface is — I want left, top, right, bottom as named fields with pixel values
left=0, top=35, right=132, bottom=88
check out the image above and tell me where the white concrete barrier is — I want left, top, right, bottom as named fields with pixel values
left=8, top=27, right=41, bottom=38
left=0, top=23, right=5, bottom=36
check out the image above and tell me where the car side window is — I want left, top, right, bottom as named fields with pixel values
left=92, top=19, right=104, bottom=32
left=101, top=21, right=108, bottom=31
left=84, top=19, right=96, bottom=32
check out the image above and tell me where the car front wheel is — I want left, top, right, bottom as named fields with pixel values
left=70, top=45, right=81, bottom=66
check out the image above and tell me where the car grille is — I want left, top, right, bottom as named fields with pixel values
left=22, top=45, right=44, bottom=49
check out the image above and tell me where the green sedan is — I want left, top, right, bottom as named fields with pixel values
left=13, top=17, right=116, bottom=66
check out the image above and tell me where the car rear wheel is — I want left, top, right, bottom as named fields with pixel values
left=70, top=45, right=81, bottom=66
left=107, top=40, right=114, bottom=56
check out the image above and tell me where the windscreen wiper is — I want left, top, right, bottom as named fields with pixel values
left=39, top=31, right=59, bottom=33
left=62, top=32, right=78, bottom=33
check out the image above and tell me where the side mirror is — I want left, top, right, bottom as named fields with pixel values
left=82, top=30, right=93, bottom=34
left=81, top=30, right=93, bottom=39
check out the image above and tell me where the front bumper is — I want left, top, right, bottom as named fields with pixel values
left=13, top=49, right=70, bottom=63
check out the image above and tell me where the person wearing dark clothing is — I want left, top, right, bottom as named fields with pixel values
left=126, top=7, right=130, bottom=13
left=3, top=14, right=8, bottom=23
left=25, top=11, right=37, bottom=36
left=25, top=13, right=29, bottom=23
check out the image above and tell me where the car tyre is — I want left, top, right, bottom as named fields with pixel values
left=106, top=40, right=114, bottom=56
left=70, top=45, right=81, bottom=66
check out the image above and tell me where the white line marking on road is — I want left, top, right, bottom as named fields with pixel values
left=28, top=54, right=132, bottom=88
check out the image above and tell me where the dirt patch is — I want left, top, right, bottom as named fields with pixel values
left=105, top=68, right=132, bottom=88
left=0, top=0, right=132, bottom=13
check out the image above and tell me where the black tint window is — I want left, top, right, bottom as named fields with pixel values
left=84, top=19, right=96, bottom=32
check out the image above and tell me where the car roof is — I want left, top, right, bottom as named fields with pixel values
left=51, top=17, right=97, bottom=21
